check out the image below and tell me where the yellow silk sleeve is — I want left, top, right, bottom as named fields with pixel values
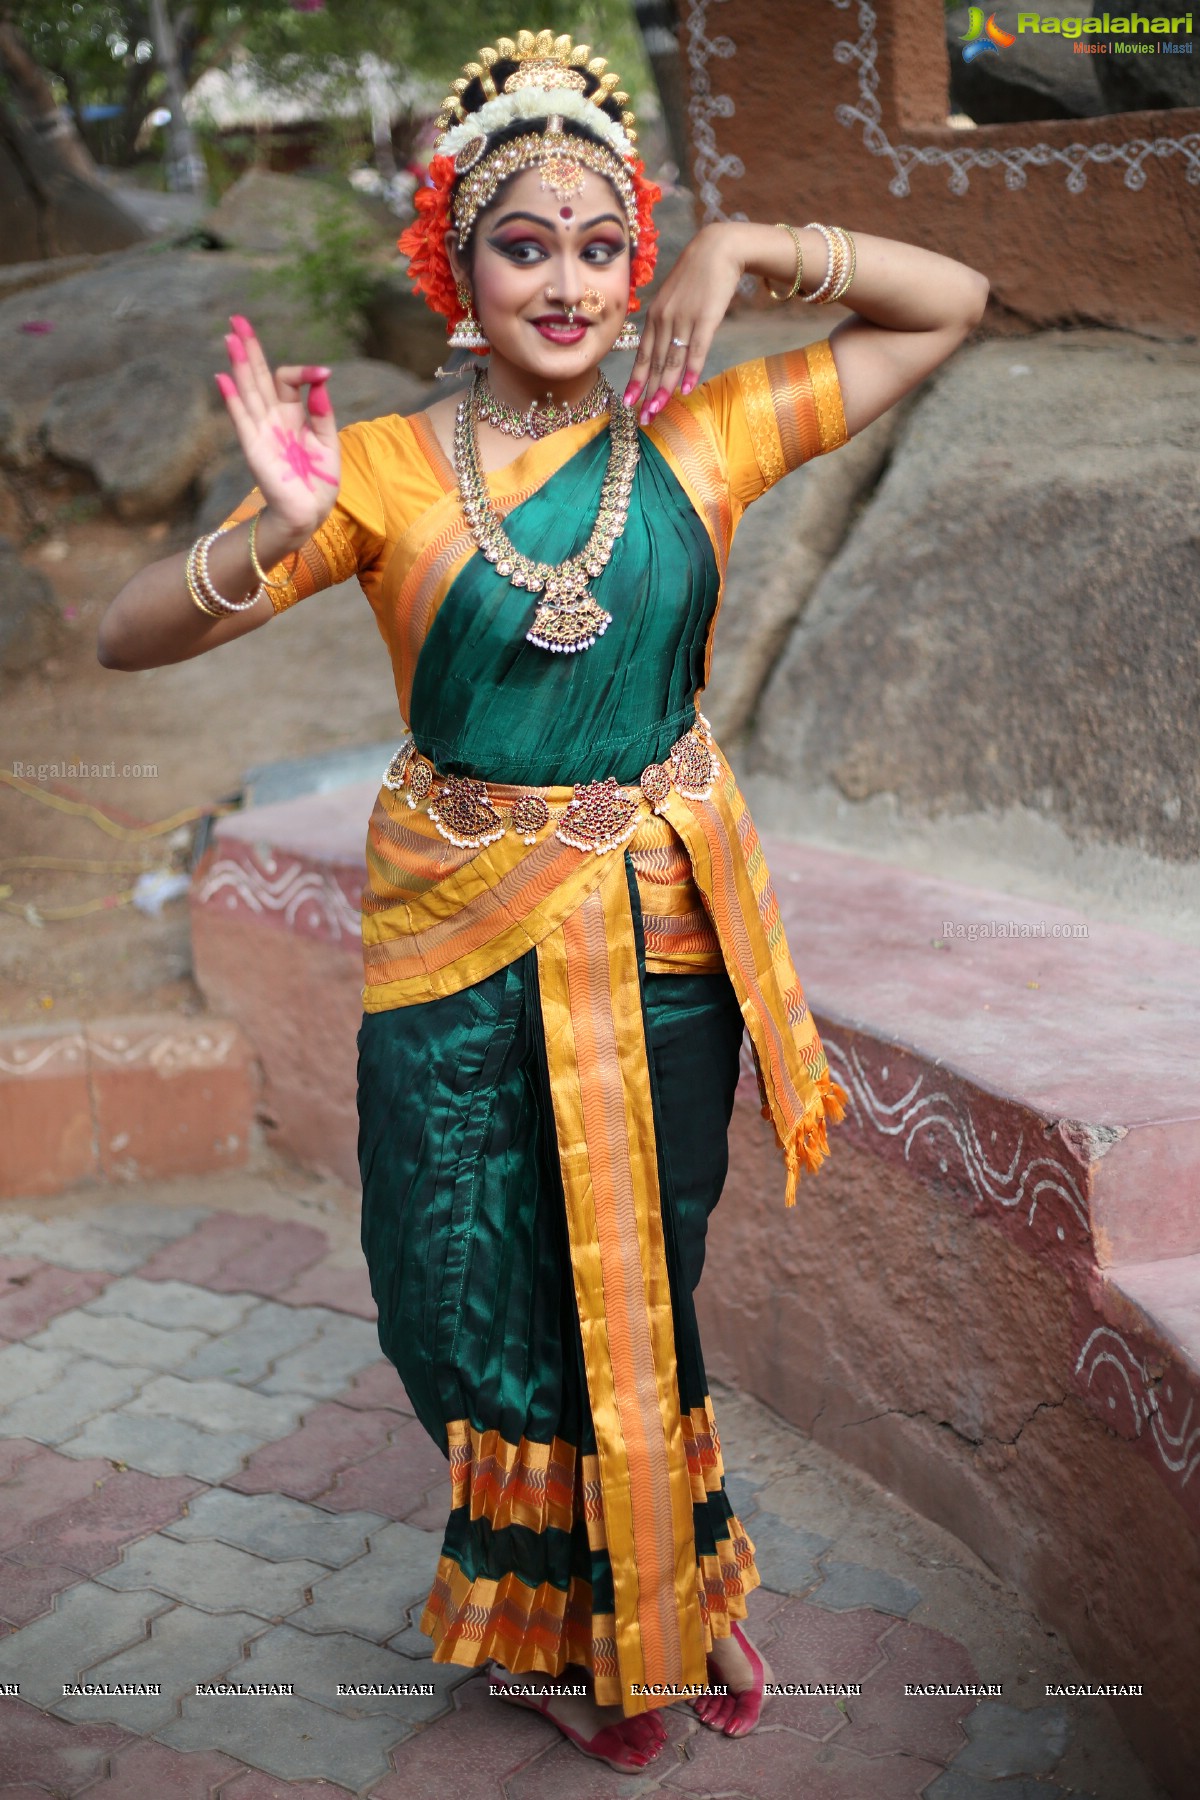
left=219, top=420, right=388, bottom=615
left=688, top=338, right=849, bottom=510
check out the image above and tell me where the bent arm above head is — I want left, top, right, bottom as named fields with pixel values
left=630, top=220, right=989, bottom=441
left=734, top=220, right=990, bottom=439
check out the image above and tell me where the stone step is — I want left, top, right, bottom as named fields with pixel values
left=0, top=1015, right=261, bottom=1199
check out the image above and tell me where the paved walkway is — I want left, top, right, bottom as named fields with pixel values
left=0, top=1158, right=1167, bottom=1800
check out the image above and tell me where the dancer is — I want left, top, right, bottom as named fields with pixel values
left=98, top=26, right=988, bottom=1774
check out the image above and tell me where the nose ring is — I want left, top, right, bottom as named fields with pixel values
left=545, top=285, right=578, bottom=327
left=581, top=289, right=604, bottom=315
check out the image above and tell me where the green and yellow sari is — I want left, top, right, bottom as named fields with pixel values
left=225, top=339, right=849, bottom=1717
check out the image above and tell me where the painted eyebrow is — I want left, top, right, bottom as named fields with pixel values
left=488, top=210, right=627, bottom=232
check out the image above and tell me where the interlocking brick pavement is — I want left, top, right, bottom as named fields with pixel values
left=0, top=1259, right=111, bottom=1340
left=0, top=1188, right=1158, bottom=1800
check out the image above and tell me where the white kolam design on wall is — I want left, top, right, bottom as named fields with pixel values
left=194, top=846, right=361, bottom=943
left=830, top=0, right=1200, bottom=194
left=821, top=1032, right=1090, bottom=1238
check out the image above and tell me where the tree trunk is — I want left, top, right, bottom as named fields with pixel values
left=632, top=0, right=691, bottom=180
left=0, top=22, right=149, bottom=263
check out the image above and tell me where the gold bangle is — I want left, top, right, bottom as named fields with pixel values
left=828, top=226, right=856, bottom=303
left=248, top=510, right=293, bottom=591
left=765, top=222, right=804, bottom=302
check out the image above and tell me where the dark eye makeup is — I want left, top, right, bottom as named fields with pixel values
left=485, top=233, right=628, bottom=264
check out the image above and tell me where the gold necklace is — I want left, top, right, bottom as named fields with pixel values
left=474, top=370, right=610, bottom=440
left=453, top=370, right=640, bottom=654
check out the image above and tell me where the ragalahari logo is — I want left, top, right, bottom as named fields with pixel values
left=959, top=8, right=1018, bottom=60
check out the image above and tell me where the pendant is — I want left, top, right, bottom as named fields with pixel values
left=555, top=778, right=640, bottom=854
left=526, top=594, right=613, bottom=654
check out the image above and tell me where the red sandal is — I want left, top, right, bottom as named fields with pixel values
left=491, top=1669, right=666, bottom=1771
left=692, top=1620, right=770, bottom=1737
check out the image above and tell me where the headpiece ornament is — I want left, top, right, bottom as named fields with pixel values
left=397, top=28, right=660, bottom=342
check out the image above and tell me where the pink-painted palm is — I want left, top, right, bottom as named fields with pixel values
left=214, top=314, right=342, bottom=540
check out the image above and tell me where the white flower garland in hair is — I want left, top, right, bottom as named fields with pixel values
left=437, top=88, right=633, bottom=163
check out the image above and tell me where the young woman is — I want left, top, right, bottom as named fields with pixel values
left=98, top=28, right=988, bottom=1777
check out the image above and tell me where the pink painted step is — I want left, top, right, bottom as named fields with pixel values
left=0, top=1015, right=261, bottom=1199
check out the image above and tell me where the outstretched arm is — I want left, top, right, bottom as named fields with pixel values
left=627, top=222, right=989, bottom=437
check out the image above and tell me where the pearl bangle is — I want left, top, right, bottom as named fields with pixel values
left=190, top=527, right=264, bottom=615
left=798, top=223, right=856, bottom=305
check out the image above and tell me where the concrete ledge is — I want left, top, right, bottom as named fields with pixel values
left=189, top=781, right=373, bottom=1188
left=0, top=1015, right=262, bottom=1199
left=188, top=787, right=1200, bottom=1794
left=700, top=842, right=1200, bottom=1798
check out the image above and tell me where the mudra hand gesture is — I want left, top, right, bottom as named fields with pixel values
left=215, top=314, right=342, bottom=541
left=624, top=222, right=747, bottom=424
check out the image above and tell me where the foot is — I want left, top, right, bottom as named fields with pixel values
left=692, top=1621, right=775, bottom=1736
left=490, top=1663, right=667, bottom=1771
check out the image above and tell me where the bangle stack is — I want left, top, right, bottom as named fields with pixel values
left=185, top=525, right=265, bottom=619
left=799, top=222, right=856, bottom=304
left=766, top=221, right=856, bottom=306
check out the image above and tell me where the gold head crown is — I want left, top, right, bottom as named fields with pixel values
left=436, top=28, right=636, bottom=144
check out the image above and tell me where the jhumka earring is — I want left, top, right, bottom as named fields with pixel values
left=613, top=314, right=641, bottom=351
left=448, top=282, right=489, bottom=350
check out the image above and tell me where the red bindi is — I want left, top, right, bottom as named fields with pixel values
left=559, top=206, right=573, bottom=220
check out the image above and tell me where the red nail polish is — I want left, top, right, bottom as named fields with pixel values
left=682, top=373, right=696, bottom=396
left=230, top=315, right=254, bottom=339
left=300, top=366, right=331, bottom=382
left=214, top=373, right=235, bottom=398
left=308, top=383, right=332, bottom=416
left=225, top=332, right=247, bottom=365
left=651, top=387, right=669, bottom=411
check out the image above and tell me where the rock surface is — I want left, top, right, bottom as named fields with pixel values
left=747, top=329, right=1200, bottom=863
left=947, top=4, right=1108, bottom=122
left=0, top=246, right=359, bottom=468
left=43, top=356, right=221, bottom=521
left=1094, top=4, right=1200, bottom=111
left=0, top=537, right=62, bottom=680
left=705, top=402, right=907, bottom=743
left=203, top=169, right=380, bottom=256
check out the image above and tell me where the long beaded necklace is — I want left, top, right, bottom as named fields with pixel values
left=453, top=367, right=640, bottom=654
left=474, top=370, right=610, bottom=440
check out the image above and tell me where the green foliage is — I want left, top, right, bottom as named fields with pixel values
left=277, top=189, right=379, bottom=343
left=4, top=1, right=656, bottom=167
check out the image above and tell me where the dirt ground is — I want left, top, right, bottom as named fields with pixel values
left=0, top=470, right=401, bottom=1028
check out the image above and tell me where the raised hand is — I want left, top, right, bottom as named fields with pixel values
left=623, top=223, right=747, bottom=425
left=214, top=315, right=342, bottom=541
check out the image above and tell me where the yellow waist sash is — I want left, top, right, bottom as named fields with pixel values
left=356, top=719, right=846, bottom=1712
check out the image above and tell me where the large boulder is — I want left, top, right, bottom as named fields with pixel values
left=203, top=168, right=383, bottom=255
left=1094, top=5, right=1200, bottom=111
left=0, top=245, right=361, bottom=467
left=0, top=537, right=62, bottom=680
left=947, top=4, right=1108, bottom=122
left=42, top=355, right=222, bottom=521
left=747, top=330, right=1200, bottom=863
